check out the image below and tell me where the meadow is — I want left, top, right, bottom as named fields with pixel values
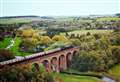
left=0, top=18, right=31, bottom=24
left=54, top=73, right=101, bottom=82
left=0, top=37, right=32, bottom=56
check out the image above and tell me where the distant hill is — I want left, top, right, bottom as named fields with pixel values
left=115, top=13, right=120, bottom=17
left=0, top=15, right=39, bottom=19
left=0, top=15, right=54, bottom=24
left=0, top=15, right=54, bottom=19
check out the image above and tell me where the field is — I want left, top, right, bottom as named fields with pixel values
left=97, top=17, right=120, bottom=21
left=0, top=37, right=32, bottom=56
left=108, top=64, right=120, bottom=77
left=54, top=73, right=101, bottom=82
left=0, top=18, right=32, bottom=24
left=68, top=30, right=113, bottom=36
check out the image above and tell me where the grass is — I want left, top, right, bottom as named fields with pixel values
left=0, top=37, right=32, bottom=56
left=0, top=37, right=12, bottom=49
left=108, top=63, right=120, bottom=77
left=62, top=69, right=103, bottom=78
left=10, top=37, right=32, bottom=56
left=68, top=30, right=113, bottom=36
left=54, top=73, right=101, bottom=82
left=0, top=18, right=31, bottom=24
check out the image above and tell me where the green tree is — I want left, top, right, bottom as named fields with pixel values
left=0, top=49, right=15, bottom=62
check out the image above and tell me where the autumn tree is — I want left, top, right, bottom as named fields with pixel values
left=52, top=35, right=69, bottom=43
left=40, top=36, right=52, bottom=45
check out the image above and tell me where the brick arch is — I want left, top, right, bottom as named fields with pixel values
left=59, top=55, right=66, bottom=71
left=31, top=63, right=39, bottom=71
left=42, top=60, right=51, bottom=72
left=51, top=57, right=59, bottom=72
left=73, top=50, right=78, bottom=56
left=66, top=52, right=72, bottom=67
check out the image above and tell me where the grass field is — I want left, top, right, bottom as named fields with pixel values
left=10, top=37, right=32, bottom=56
left=0, top=18, right=31, bottom=24
left=97, top=17, right=120, bottom=21
left=68, top=30, right=113, bottom=36
left=108, top=64, right=120, bottom=77
left=0, top=37, right=12, bottom=49
left=0, top=37, right=32, bottom=56
left=54, top=73, right=101, bottom=82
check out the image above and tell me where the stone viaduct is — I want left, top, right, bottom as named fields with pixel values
left=0, top=46, right=79, bottom=72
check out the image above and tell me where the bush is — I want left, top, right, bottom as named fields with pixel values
left=0, top=35, right=4, bottom=41
left=0, top=66, right=55, bottom=82
left=0, top=49, right=15, bottom=62
left=52, top=35, right=69, bottom=43
left=46, top=28, right=68, bottom=38
left=93, top=34, right=101, bottom=39
left=86, top=32, right=91, bottom=36
left=44, top=73, right=54, bottom=82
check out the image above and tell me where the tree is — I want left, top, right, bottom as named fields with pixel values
left=21, top=28, right=34, bottom=37
left=111, top=46, right=120, bottom=63
left=52, top=35, right=69, bottom=43
left=0, top=49, right=15, bottom=62
left=46, top=28, right=68, bottom=38
left=41, top=36, right=52, bottom=45
left=0, top=65, right=55, bottom=82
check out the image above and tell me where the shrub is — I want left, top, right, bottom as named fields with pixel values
left=0, top=65, right=55, bottom=82
left=0, top=49, right=15, bottom=62
left=0, top=35, right=4, bottom=41
left=52, top=35, right=69, bottom=43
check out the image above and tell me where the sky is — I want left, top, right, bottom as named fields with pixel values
left=0, top=0, right=120, bottom=17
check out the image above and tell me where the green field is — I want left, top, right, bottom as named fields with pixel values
left=54, top=73, right=101, bottom=82
left=97, top=17, right=120, bottom=21
left=108, top=64, right=120, bottom=77
left=0, top=37, right=32, bottom=56
left=0, top=18, right=31, bottom=24
left=68, top=30, right=113, bottom=36
left=0, top=37, right=12, bottom=49
left=10, top=37, right=32, bottom=56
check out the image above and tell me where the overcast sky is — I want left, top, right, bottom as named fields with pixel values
left=0, top=0, right=120, bottom=16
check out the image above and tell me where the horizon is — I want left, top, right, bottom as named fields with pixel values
left=0, top=14, right=118, bottom=18
left=0, top=0, right=120, bottom=17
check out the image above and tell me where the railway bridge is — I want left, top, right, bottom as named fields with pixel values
left=0, top=46, right=79, bottom=72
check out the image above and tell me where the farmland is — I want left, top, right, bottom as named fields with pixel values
left=0, top=18, right=31, bottom=24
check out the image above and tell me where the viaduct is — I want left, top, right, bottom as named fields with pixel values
left=0, top=46, right=79, bottom=72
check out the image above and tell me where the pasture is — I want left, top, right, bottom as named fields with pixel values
left=0, top=18, right=31, bottom=24
left=54, top=73, right=101, bottom=82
